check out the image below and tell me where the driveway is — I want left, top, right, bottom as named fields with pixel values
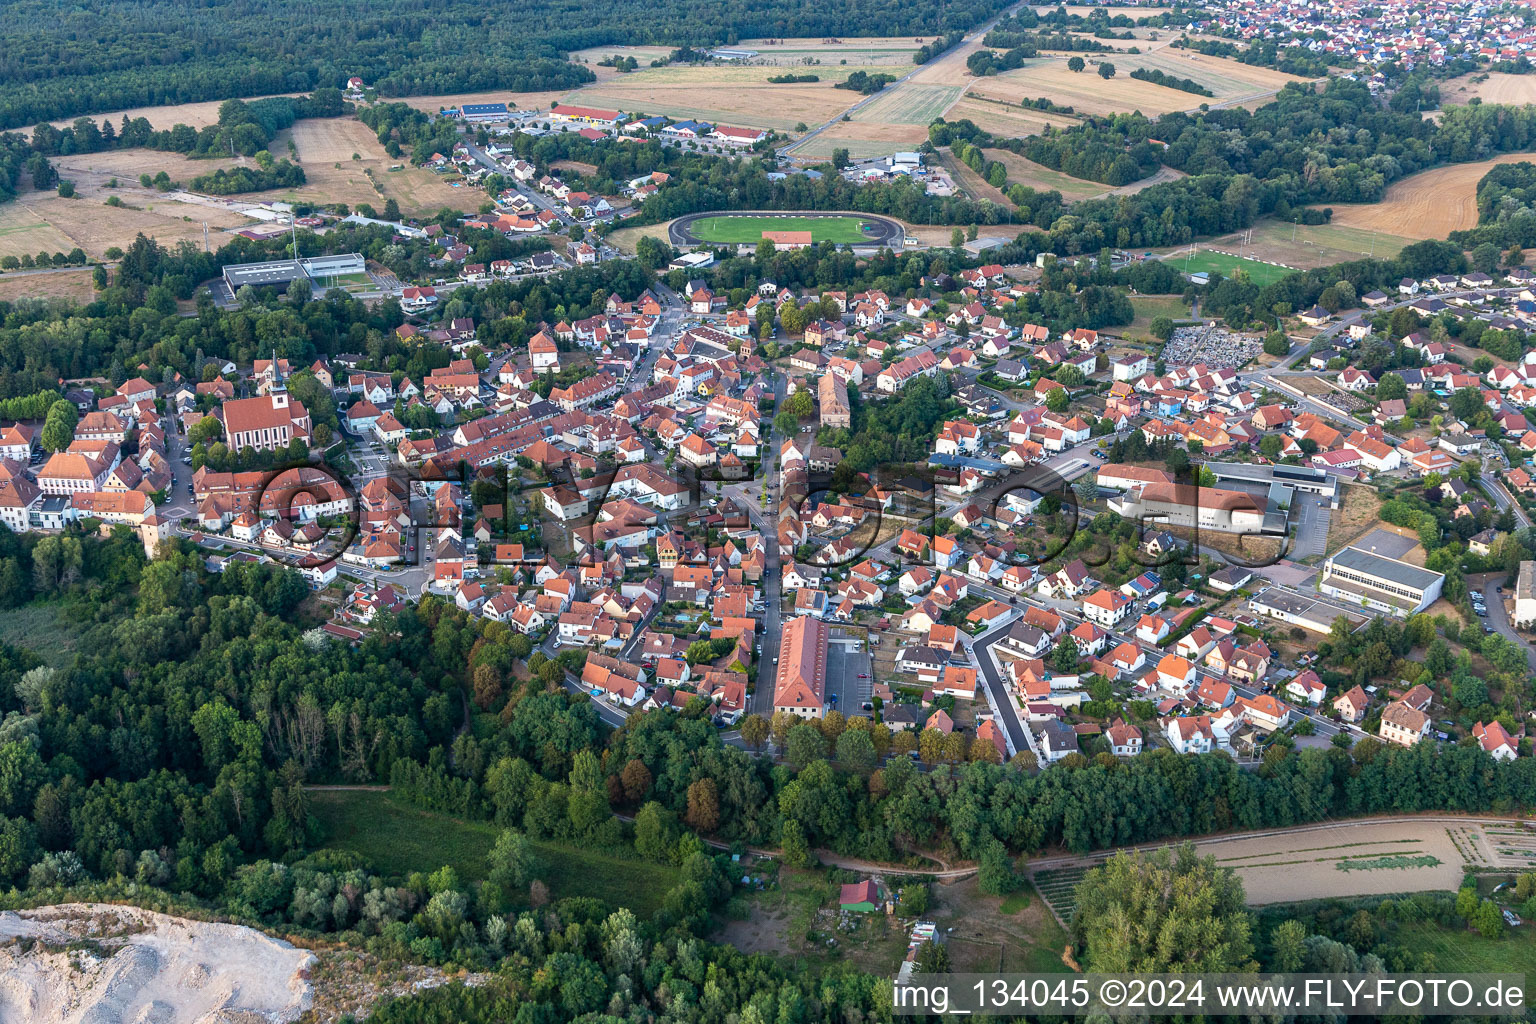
left=1289, top=493, right=1331, bottom=560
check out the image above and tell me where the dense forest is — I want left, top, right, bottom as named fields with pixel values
left=0, top=0, right=1015, bottom=130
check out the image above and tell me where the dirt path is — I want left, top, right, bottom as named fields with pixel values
left=1105, top=163, right=1187, bottom=198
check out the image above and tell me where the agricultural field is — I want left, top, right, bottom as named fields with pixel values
left=564, top=64, right=887, bottom=132
left=44, top=93, right=304, bottom=132
left=308, top=789, right=682, bottom=918
left=720, top=37, right=928, bottom=67
left=969, top=59, right=1200, bottom=116
left=970, top=49, right=1305, bottom=116
left=1157, top=247, right=1295, bottom=287
left=567, top=44, right=676, bottom=67
left=790, top=122, right=933, bottom=161
left=983, top=148, right=1106, bottom=199
left=939, top=149, right=1014, bottom=207
left=1196, top=822, right=1466, bottom=904
left=1030, top=821, right=1472, bottom=910
left=0, top=267, right=98, bottom=304
left=1321, top=153, right=1536, bottom=240
left=687, top=213, right=882, bottom=243
left=52, top=148, right=245, bottom=190
left=1439, top=71, right=1536, bottom=108
left=1205, top=218, right=1412, bottom=270
left=0, top=187, right=249, bottom=261
left=1048, top=5, right=1172, bottom=14
left=943, top=96, right=1079, bottom=140
left=0, top=202, right=89, bottom=261
left=848, top=84, right=965, bottom=126
left=259, top=117, right=485, bottom=215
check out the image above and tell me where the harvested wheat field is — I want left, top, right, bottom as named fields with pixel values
left=943, top=96, right=1078, bottom=138
left=0, top=202, right=85, bottom=260
left=566, top=65, right=884, bottom=131
left=1037, top=820, right=1476, bottom=907
left=971, top=60, right=1198, bottom=116
left=972, top=51, right=1304, bottom=116
left=0, top=187, right=248, bottom=261
left=1440, top=72, right=1536, bottom=107
left=255, top=118, right=485, bottom=216
left=791, top=122, right=934, bottom=161
left=52, top=148, right=246, bottom=193
left=0, top=267, right=99, bottom=304
left=1322, top=153, right=1536, bottom=240
left=45, top=94, right=306, bottom=132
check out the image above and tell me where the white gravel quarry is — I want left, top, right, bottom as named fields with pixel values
left=0, top=903, right=314, bottom=1024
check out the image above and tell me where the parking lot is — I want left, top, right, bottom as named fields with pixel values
left=825, top=638, right=873, bottom=711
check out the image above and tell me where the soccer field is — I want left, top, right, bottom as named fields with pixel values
left=688, top=214, right=880, bottom=244
left=1168, top=249, right=1296, bottom=288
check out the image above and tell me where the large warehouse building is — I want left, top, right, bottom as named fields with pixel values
left=1319, top=545, right=1445, bottom=616
left=222, top=253, right=366, bottom=294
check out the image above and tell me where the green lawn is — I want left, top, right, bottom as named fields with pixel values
left=0, top=603, right=83, bottom=667
left=688, top=214, right=880, bottom=244
left=1128, top=293, right=1196, bottom=336
left=1168, top=248, right=1296, bottom=288
left=1391, top=921, right=1536, bottom=974
left=309, top=790, right=681, bottom=917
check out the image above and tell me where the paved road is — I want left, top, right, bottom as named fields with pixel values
left=1479, top=575, right=1536, bottom=674
left=779, top=0, right=1032, bottom=158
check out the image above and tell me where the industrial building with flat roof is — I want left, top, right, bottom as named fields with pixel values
left=1320, top=545, right=1445, bottom=616
left=1248, top=586, right=1370, bottom=634
left=459, top=102, right=510, bottom=122
left=222, top=253, right=366, bottom=293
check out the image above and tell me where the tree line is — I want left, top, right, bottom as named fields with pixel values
left=1129, top=66, right=1214, bottom=96
left=0, top=0, right=1018, bottom=131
